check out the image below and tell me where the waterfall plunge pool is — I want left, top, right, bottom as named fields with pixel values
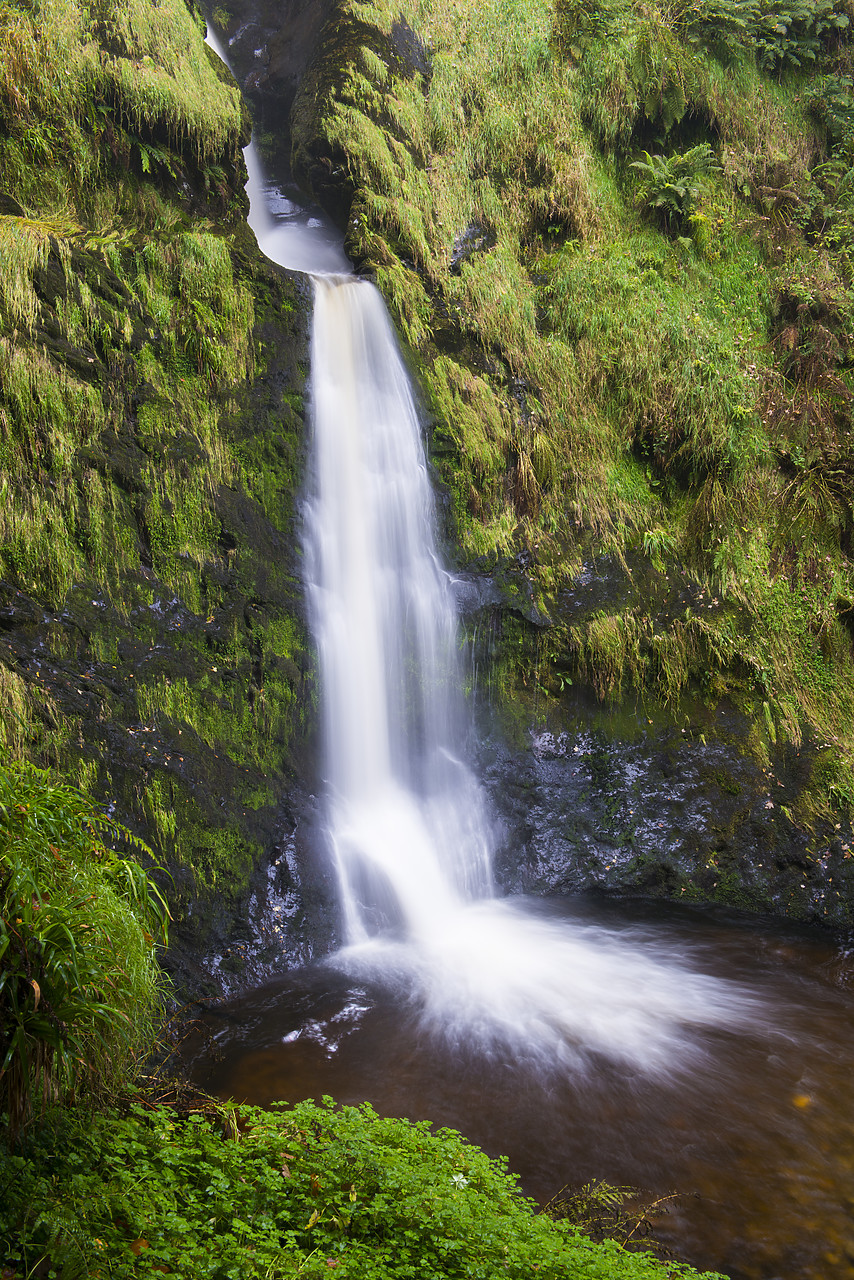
left=184, top=895, right=854, bottom=1280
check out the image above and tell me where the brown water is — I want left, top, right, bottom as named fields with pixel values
left=186, top=898, right=854, bottom=1280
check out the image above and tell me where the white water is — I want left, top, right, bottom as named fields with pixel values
left=206, top=26, right=765, bottom=1071
left=304, top=276, right=763, bottom=1073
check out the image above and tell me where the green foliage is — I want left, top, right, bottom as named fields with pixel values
left=679, top=0, right=850, bottom=69
left=630, top=145, right=720, bottom=234
left=0, top=0, right=243, bottom=167
left=0, top=1096, right=726, bottom=1279
left=754, top=1, right=850, bottom=71
left=678, top=0, right=761, bottom=60
left=572, top=0, right=710, bottom=147
left=0, top=762, right=168, bottom=1141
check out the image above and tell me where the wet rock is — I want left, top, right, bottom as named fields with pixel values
left=478, top=689, right=854, bottom=930
left=450, top=224, right=496, bottom=275
left=209, top=0, right=339, bottom=177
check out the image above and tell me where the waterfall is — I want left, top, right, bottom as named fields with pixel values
left=302, top=276, right=761, bottom=1076
left=202, top=23, right=762, bottom=1070
left=305, top=277, right=492, bottom=944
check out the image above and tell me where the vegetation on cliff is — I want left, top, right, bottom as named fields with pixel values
left=288, top=0, right=854, bottom=834
left=0, top=761, right=167, bottom=1141
left=0, top=0, right=315, bottom=946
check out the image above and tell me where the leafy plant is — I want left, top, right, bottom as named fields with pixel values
left=630, top=144, right=720, bottom=233
left=0, top=1096, right=728, bottom=1279
left=678, top=0, right=762, bottom=61
left=0, top=762, right=169, bottom=1141
left=642, top=526, right=678, bottom=571
left=543, top=1178, right=680, bottom=1257
left=677, top=0, right=850, bottom=68
left=676, top=0, right=850, bottom=68
left=754, top=0, right=850, bottom=71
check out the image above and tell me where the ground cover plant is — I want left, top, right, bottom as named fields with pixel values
left=0, top=763, right=722, bottom=1279
left=0, top=1094, right=727, bottom=1279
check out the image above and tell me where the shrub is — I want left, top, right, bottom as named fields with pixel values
left=630, top=144, right=720, bottom=234
left=0, top=761, right=168, bottom=1141
left=0, top=1096, right=728, bottom=1279
left=678, top=0, right=851, bottom=70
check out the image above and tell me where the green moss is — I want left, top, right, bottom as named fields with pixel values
left=0, top=1, right=311, bottom=921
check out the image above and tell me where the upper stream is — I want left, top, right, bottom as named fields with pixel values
left=190, top=64, right=854, bottom=1277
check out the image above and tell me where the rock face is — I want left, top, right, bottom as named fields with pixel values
left=210, top=0, right=339, bottom=176
left=479, top=692, right=854, bottom=928
left=0, top=1, right=343, bottom=997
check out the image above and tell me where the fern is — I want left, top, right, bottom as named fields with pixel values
left=678, top=0, right=850, bottom=69
left=630, top=144, right=720, bottom=232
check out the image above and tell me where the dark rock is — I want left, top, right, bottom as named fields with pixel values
left=450, top=224, right=496, bottom=275
left=478, top=688, right=854, bottom=929
left=0, top=192, right=25, bottom=216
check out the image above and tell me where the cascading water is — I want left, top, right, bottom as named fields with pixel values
left=304, top=273, right=760, bottom=1072
left=305, top=276, right=493, bottom=944
left=206, top=25, right=759, bottom=1073
left=298, top=264, right=763, bottom=1076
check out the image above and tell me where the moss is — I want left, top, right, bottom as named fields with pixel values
left=0, top=0, right=313, bottom=948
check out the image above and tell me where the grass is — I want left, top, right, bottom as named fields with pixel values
left=0, top=761, right=167, bottom=1141
left=0, top=0, right=242, bottom=173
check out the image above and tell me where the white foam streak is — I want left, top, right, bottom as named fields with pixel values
left=336, top=901, right=761, bottom=1072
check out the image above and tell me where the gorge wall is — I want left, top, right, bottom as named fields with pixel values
left=0, top=0, right=337, bottom=993
left=213, top=0, right=854, bottom=933
left=1, top=0, right=854, bottom=1003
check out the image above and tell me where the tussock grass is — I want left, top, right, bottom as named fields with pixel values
left=0, top=219, right=54, bottom=332
left=98, top=0, right=242, bottom=160
left=0, top=761, right=167, bottom=1139
left=0, top=0, right=242, bottom=166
